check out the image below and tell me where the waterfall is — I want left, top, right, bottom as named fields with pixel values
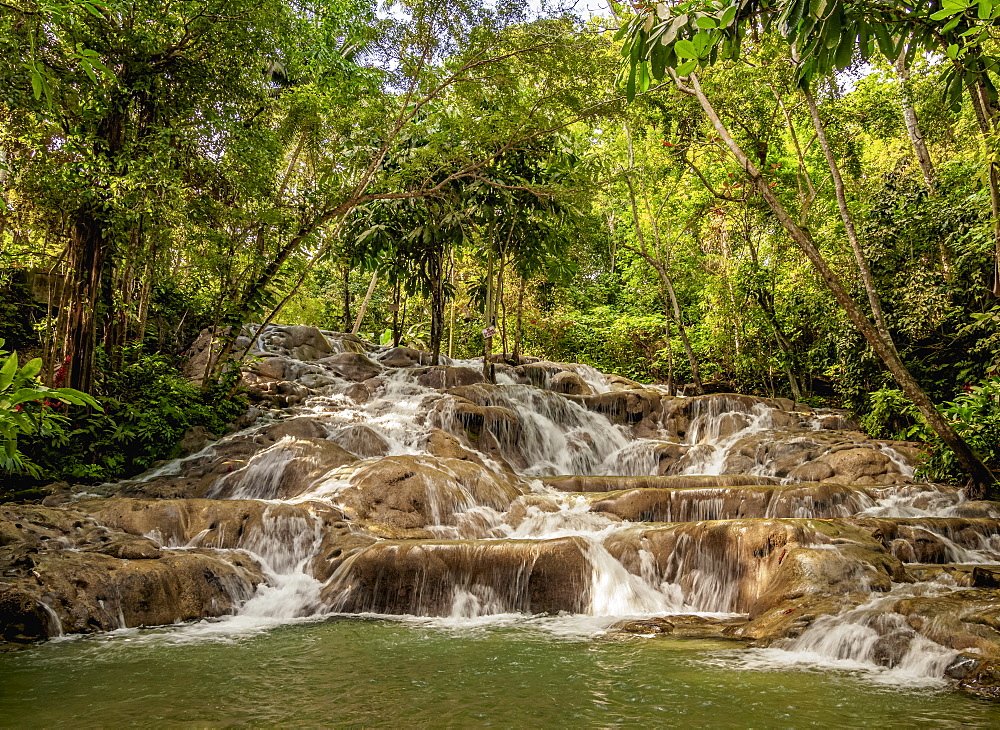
left=117, top=324, right=999, bottom=686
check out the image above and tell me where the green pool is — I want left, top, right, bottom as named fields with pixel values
left=2, top=617, right=997, bottom=727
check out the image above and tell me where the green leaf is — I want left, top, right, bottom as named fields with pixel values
left=80, top=57, right=98, bottom=84
left=82, top=1, right=106, bottom=18
left=947, top=43, right=960, bottom=59
left=675, top=58, right=698, bottom=75
left=693, top=31, right=712, bottom=55
left=696, top=16, right=717, bottom=29
left=674, top=39, right=699, bottom=58
left=930, top=8, right=961, bottom=19
left=720, top=5, right=737, bottom=27
left=0, top=352, right=17, bottom=391
left=30, top=70, right=43, bottom=100
left=17, top=358, right=42, bottom=382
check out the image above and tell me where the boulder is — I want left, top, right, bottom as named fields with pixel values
left=333, top=455, right=524, bottom=535
left=259, top=325, right=334, bottom=361
left=251, top=357, right=287, bottom=380
left=549, top=371, right=593, bottom=396
left=328, top=424, right=391, bottom=459
left=316, top=352, right=383, bottom=382
left=540, top=473, right=780, bottom=493
left=209, top=437, right=358, bottom=500
left=590, top=483, right=874, bottom=523
left=380, top=347, right=434, bottom=368
left=415, top=366, right=485, bottom=389
left=0, top=503, right=266, bottom=641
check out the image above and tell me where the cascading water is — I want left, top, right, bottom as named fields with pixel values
left=85, top=323, right=1000, bottom=688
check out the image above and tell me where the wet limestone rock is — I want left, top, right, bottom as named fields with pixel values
left=603, top=518, right=899, bottom=617
left=893, top=589, right=1000, bottom=661
left=541, top=474, right=778, bottom=494
left=611, top=614, right=749, bottom=639
left=549, top=371, right=593, bottom=396
left=414, top=366, right=485, bottom=389
left=258, top=325, right=334, bottom=361
left=328, top=424, right=391, bottom=459
left=316, top=352, right=383, bottom=382
left=333, top=455, right=524, bottom=535
left=420, top=429, right=487, bottom=465
left=0, top=503, right=265, bottom=642
left=322, top=536, right=591, bottom=615
left=379, top=347, right=434, bottom=368
left=208, top=437, right=358, bottom=500
left=590, top=483, right=875, bottom=523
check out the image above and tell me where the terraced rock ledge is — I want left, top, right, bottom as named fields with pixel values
left=4, top=324, right=1000, bottom=698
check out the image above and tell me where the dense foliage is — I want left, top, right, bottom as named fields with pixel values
left=3, top=0, right=1000, bottom=492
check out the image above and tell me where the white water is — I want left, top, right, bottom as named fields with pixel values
left=128, top=325, right=1000, bottom=684
left=717, top=580, right=963, bottom=687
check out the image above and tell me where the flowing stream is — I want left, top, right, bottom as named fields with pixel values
left=11, top=326, right=1000, bottom=721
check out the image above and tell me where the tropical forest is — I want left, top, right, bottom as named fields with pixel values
left=4, top=0, right=1000, bottom=723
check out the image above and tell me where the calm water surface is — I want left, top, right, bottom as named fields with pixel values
left=2, top=617, right=998, bottom=727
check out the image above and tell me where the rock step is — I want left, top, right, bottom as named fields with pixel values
left=322, top=519, right=903, bottom=617
left=905, top=563, right=1000, bottom=587
left=583, top=482, right=874, bottom=521
left=540, top=474, right=780, bottom=493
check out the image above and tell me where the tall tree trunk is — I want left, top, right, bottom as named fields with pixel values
left=482, top=247, right=496, bottom=384
left=664, top=317, right=675, bottom=396
left=895, top=55, right=937, bottom=194
left=657, top=264, right=702, bottom=394
left=498, top=257, right=509, bottom=358
left=755, top=292, right=803, bottom=400
left=513, top=274, right=526, bottom=362
left=802, top=84, right=896, bottom=355
left=352, top=271, right=378, bottom=336
left=64, top=211, right=108, bottom=392
left=62, top=107, right=125, bottom=393
left=681, top=70, right=997, bottom=498
left=342, top=264, right=352, bottom=331
left=430, top=254, right=445, bottom=365
left=392, top=279, right=402, bottom=347
left=960, top=69, right=1000, bottom=295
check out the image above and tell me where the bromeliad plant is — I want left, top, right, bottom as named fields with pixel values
left=0, top=339, right=101, bottom=477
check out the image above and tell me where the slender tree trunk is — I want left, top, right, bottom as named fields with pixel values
left=392, top=279, right=402, bottom=347
left=448, top=256, right=457, bottom=359
left=400, top=295, right=408, bottom=348
left=961, top=71, right=1000, bottom=295
left=682, top=70, right=997, bottom=498
left=62, top=108, right=125, bottom=393
left=620, top=167, right=703, bottom=393
left=483, top=247, right=496, bottom=384
left=430, top=254, right=445, bottom=365
left=802, top=84, right=896, bottom=355
left=498, top=257, right=509, bottom=358
left=756, top=293, right=803, bottom=400
left=895, top=55, right=937, bottom=193
left=664, top=317, right=675, bottom=396
left=513, top=274, right=526, bottom=362
left=342, top=264, right=352, bottom=331
left=658, top=264, right=702, bottom=393
left=352, top=271, right=378, bottom=336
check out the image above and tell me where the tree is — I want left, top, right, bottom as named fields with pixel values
left=616, top=0, right=1000, bottom=495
